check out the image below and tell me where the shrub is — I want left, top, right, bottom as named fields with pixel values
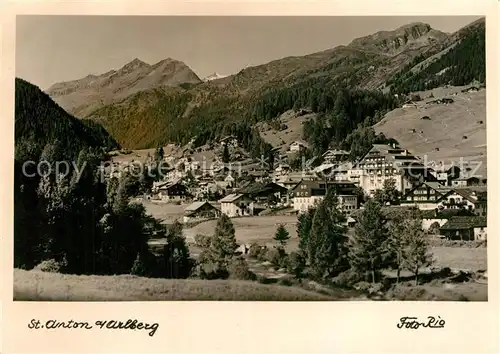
left=34, top=258, right=67, bottom=273
left=428, top=221, right=441, bottom=235
left=286, top=251, right=306, bottom=279
left=248, top=243, right=265, bottom=259
left=228, top=257, right=256, bottom=281
left=421, top=116, right=431, bottom=120
left=266, top=247, right=287, bottom=269
left=194, top=234, right=212, bottom=248
left=278, top=278, right=294, bottom=286
left=410, top=93, right=422, bottom=102
left=130, top=253, right=150, bottom=277
left=332, top=269, right=364, bottom=288
left=198, top=262, right=229, bottom=280
left=256, top=245, right=269, bottom=262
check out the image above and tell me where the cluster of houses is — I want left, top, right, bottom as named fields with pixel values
left=146, top=138, right=487, bottom=242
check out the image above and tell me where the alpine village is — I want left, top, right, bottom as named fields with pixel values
left=14, top=19, right=488, bottom=301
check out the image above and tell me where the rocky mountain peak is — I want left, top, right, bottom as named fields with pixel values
left=348, top=22, right=447, bottom=55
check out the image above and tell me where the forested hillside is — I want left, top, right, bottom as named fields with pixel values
left=386, top=20, right=485, bottom=94
left=14, top=78, right=164, bottom=275
left=15, top=78, right=119, bottom=160
left=45, top=19, right=485, bottom=154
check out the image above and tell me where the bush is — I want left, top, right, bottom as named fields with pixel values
left=266, top=247, right=288, bottom=269
left=278, top=277, right=294, bottom=286
left=410, top=93, right=422, bottom=102
left=286, top=251, right=306, bottom=279
left=228, top=257, right=256, bottom=281
left=130, top=253, right=151, bottom=277
left=256, top=245, right=269, bottom=262
left=248, top=243, right=265, bottom=259
left=332, top=269, right=364, bottom=288
left=194, top=234, right=211, bottom=248
left=34, top=258, right=67, bottom=273
left=198, top=262, right=229, bottom=280
left=428, top=221, right=441, bottom=235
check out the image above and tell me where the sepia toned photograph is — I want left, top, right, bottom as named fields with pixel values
left=14, top=15, right=487, bottom=302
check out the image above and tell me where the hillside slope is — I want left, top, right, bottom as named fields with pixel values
left=374, top=85, right=486, bottom=177
left=15, top=78, right=119, bottom=159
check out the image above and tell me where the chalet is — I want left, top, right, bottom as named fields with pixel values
left=219, top=193, right=255, bottom=217
left=452, top=176, right=481, bottom=187
left=400, top=181, right=452, bottom=210
left=440, top=216, right=487, bottom=241
left=353, top=144, right=437, bottom=197
left=288, top=140, right=309, bottom=153
left=322, top=149, right=349, bottom=164
left=155, top=179, right=188, bottom=202
left=275, top=172, right=316, bottom=189
left=183, top=201, right=221, bottom=223
left=291, top=180, right=358, bottom=214
left=438, top=189, right=487, bottom=215
left=238, top=182, right=288, bottom=205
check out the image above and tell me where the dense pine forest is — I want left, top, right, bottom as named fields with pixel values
left=387, top=21, right=485, bottom=94
left=14, top=79, right=179, bottom=276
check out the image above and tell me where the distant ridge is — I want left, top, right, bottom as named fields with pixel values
left=46, top=57, right=202, bottom=117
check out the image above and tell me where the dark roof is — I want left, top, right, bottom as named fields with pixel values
left=420, top=209, right=467, bottom=219
left=440, top=216, right=487, bottom=230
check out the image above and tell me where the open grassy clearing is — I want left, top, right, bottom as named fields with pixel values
left=184, top=215, right=299, bottom=249
left=13, top=269, right=338, bottom=301
left=431, top=246, right=487, bottom=271
left=141, top=200, right=188, bottom=224
left=374, top=86, right=486, bottom=177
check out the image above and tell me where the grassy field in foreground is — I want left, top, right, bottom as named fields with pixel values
left=14, top=269, right=337, bottom=301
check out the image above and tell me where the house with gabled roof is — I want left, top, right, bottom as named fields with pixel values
left=322, top=149, right=349, bottom=164
left=401, top=181, right=487, bottom=214
left=183, top=201, right=221, bottom=223
left=219, top=193, right=255, bottom=218
left=154, top=178, right=189, bottom=202
left=440, top=216, right=487, bottom=241
left=290, top=180, right=358, bottom=214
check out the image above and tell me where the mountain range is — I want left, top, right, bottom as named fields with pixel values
left=36, top=18, right=485, bottom=150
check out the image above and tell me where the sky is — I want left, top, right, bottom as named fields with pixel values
left=16, top=16, right=482, bottom=89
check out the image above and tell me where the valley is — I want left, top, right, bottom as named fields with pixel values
left=14, top=17, right=487, bottom=302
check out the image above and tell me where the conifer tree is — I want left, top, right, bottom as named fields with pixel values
left=162, top=220, right=193, bottom=278
left=297, top=207, right=316, bottom=253
left=210, top=214, right=238, bottom=267
left=222, top=143, right=230, bottom=163
left=307, top=190, right=348, bottom=279
left=274, top=224, right=290, bottom=249
left=387, top=211, right=407, bottom=284
left=349, top=199, right=390, bottom=283
left=403, top=216, right=433, bottom=286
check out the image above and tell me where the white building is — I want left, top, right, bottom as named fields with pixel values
left=288, top=141, right=308, bottom=153
left=219, top=193, right=255, bottom=218
left=290, top=180, right=358, bottom=214
left=353, top=144, right=433, bottom=197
